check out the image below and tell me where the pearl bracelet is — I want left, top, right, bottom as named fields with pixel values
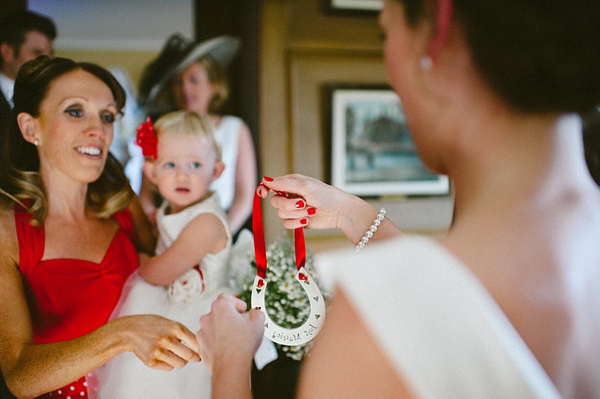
left=354, top=208, right=386, bottom=252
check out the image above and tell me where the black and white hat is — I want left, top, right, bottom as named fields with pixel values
left=139, top=33, right=241, bottom=105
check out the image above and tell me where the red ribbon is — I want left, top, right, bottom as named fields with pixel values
left=252, top=186, right=306, bottom=279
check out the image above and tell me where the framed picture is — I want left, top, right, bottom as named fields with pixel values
left=325, top=0, right=382, bottom=14
left=329, top=85, right=450, bottom=197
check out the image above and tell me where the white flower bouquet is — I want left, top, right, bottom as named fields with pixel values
left=168, top=267, right=204, bottom=303
left=232, top=231, right=329, bottom=361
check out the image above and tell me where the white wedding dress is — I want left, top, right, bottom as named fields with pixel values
left=316, top=235, right=563, bottom=399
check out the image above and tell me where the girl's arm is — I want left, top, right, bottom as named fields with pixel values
left=0, top=210, right=199, bottom=399
left=226, top=122, right=257, bottom=234
left=138, top=212, right=228, bottom=285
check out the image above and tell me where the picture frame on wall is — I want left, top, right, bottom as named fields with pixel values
left=325, top=0, right=383, bottom=14
left=329, top=85, right=450, bottom=197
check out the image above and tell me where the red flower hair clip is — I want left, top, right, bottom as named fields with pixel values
left=135, top=116, right=158, bottom=159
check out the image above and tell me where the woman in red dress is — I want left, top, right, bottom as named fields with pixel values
left=0, top=56, right=201, bottom=399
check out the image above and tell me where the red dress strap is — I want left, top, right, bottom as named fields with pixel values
left=113, top=208, right=137, bottom=244
left=14, top=203, right=44, bottom=273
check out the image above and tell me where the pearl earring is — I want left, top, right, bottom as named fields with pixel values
left=33, top=139, right=39, bottom=146
left=419, top=56, right=433, bottom=70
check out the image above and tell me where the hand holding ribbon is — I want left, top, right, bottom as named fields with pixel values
left=251, top=186, right=326, bottom=346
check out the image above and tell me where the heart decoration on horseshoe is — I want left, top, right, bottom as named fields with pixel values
left=251, top=186, right=326, bottom=346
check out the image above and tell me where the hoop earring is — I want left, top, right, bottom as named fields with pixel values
left=420, top=56, right=433, bottom=70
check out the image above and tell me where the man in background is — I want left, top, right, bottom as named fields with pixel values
left=0, top=10, right=56, bottom=399
left=0, top=10, right=56, bottom=155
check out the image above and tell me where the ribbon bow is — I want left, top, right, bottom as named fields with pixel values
left=135, top=116, right=158, bottom=159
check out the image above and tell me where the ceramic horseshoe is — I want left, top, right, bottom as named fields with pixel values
left=251, top=187, right=326, bottom=346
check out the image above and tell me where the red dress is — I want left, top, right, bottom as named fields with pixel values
left=15, top=205, right=138, bottom=399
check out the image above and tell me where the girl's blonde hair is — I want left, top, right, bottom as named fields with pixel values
left=154, top=110, right=222, bottom=161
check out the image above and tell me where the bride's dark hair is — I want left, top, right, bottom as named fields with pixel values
left=397, top=0, right=600, bottom=114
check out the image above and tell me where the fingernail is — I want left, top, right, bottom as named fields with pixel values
left=300, top=218, right=308, bottom=225
left=307, top=207, right=316, bottom=215
left=263, top=176, right=273, bottom=181
left=295, top=200, right=305, bottom=208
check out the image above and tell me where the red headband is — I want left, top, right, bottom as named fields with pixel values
left=135, top=116, right=158, bottom=159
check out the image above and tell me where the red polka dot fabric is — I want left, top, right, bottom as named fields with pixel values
left=39, top=376, right=88, bottom=399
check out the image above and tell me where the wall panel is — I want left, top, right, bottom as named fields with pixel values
left=260, top=0, right=454, bottom=247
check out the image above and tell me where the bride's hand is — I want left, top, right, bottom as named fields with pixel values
left=196, top=295, right=264, bottom=374
left=257, top=174, right=354, bottom=231
left=257, top=174, right=403, bottom=245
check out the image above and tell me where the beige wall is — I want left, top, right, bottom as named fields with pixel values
left=29, top=0, right=194, bottom=90
left=259, top=0, right=453, bottom=249
left=54, top=49, right=158, bottom=90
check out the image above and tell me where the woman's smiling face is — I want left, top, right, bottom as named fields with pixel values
left=33, top=68, right=117, bottom=184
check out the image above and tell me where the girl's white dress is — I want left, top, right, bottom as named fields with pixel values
left=97, top=192, right=234, bottom=399
left=316, top=235, right=563, bottom=399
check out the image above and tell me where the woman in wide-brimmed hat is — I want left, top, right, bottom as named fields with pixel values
left=134, top=34, right=256, bottom=235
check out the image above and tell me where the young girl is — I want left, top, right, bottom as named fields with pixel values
left=98, top=110, right=232, bottom=399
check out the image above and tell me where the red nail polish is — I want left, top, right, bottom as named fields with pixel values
left=295, top=200, right=305, bottom=208
left=307, top=207, right=316, bottom=215
left=300, top=218, right=308, bottom=225
left=264, top=176, right=273, bottom=181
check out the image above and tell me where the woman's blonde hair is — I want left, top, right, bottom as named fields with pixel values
left=0, top=56, right=132, bottom=226
left=195, top=56, right=230, bottom=115
left=154, top=110, right=222, bottom=161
